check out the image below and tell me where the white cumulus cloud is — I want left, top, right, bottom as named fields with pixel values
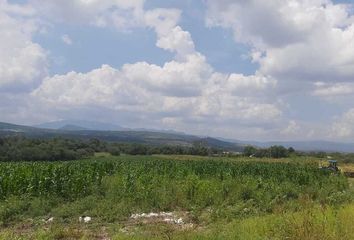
left=28, top=0, right=282, bottom=132
left=206, top=0, right=354, bottom=87
left=0, top=0, right=47, bottom=92
left=6, top=0, right=354, bottom=141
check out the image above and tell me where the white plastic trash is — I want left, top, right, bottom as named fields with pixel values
left=79, top=216, right=92, bottom=223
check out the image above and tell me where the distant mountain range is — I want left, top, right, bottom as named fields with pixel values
left=0, top=121, right=243, bottom=151
left=34, top=120, right=125, bottom=131
left=1, top=121, right=354, bottom=153
left=34, top=120, right=185, bottom=135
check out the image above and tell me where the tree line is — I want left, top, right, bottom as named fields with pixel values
left=243, top=145, right=295, bottom=158
left=0, top=137, right=221, bottom=162
left=6, top=136, right=349, bottom=162
left=243, top=145, right=354, bottom=162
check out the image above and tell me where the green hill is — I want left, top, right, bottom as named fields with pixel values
left=0, top=122, right=243, bottom=151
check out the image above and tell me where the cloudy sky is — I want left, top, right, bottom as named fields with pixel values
left=1, top=0, right=354, bottom=142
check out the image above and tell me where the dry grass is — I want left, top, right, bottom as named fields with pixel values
left=340, top=164, right=354, bottom=173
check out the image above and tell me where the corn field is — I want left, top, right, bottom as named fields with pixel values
left=0, top=156, right=348, bottom=204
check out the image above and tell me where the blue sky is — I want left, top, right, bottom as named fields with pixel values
left=1, top=0, right=354, bottom=141
left=33, top=0, right=256, bottom=76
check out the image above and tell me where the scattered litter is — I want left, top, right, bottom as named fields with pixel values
left=120, top=211, right=196, bottom=234
left=163, top=218, right=173, bottom=223
left=130, top=212, right=187, bottom=226
left=43, top=217, right=54, bottom=223
left=79, top=216, right=92, bottom=223
left=174, top=218, right=183, bottom=224
left=130, top=212, right=173, bottom=219
left=163, top=217, right=184, bottom=224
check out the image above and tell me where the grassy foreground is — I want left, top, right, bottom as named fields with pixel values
left=0, top=155, right=353, bottom=239
left=1, top=203, right=354, bottom=239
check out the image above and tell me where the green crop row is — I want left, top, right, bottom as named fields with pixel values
left=0, top=156, right=347, bottom=201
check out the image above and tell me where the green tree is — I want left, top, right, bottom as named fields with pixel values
left=269, top=145, right=289, bottom=158
left=244, top=145, right=257, bottom=156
